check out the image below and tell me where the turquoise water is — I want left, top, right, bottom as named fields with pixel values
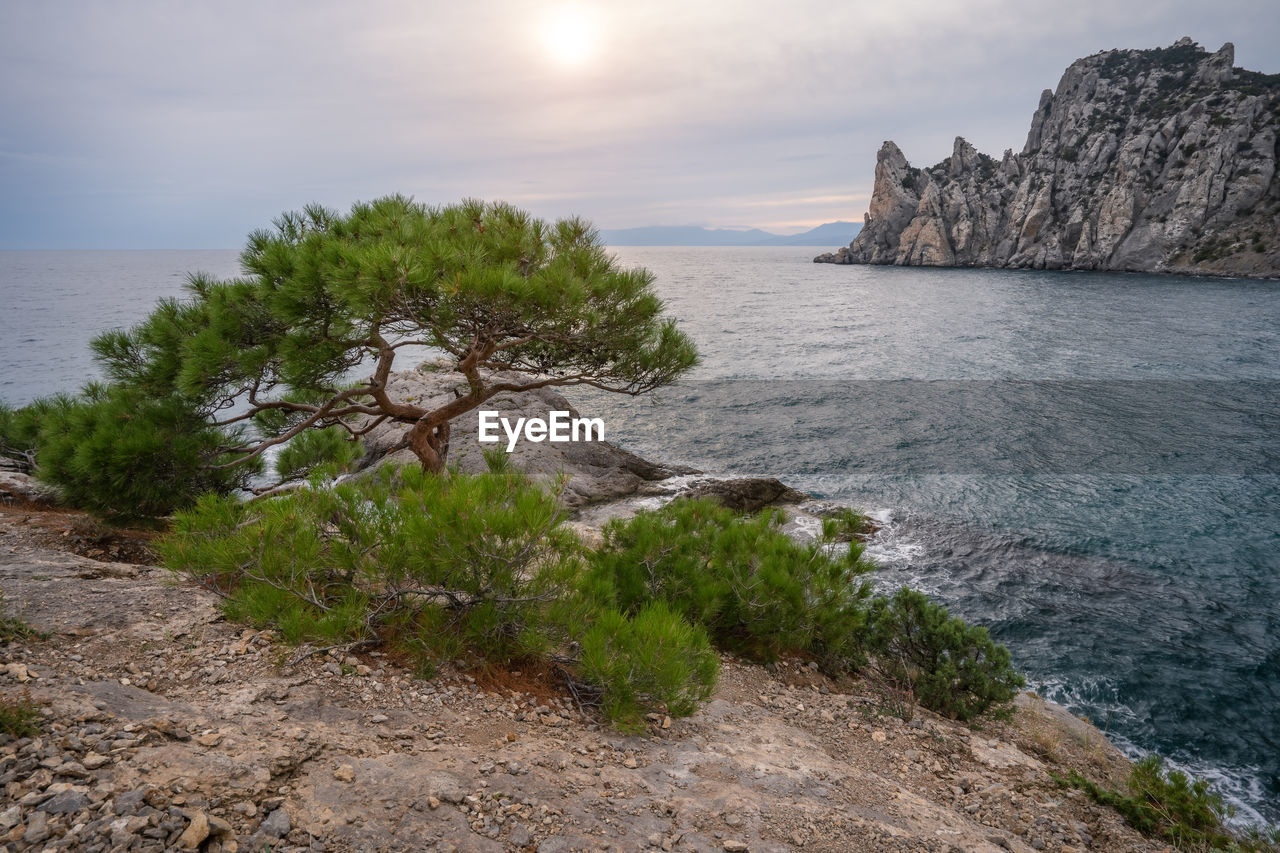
left=2, top=247, right=1278, bottom=822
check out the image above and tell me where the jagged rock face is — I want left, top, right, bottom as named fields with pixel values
left=816, top=39, right=1280, bottom=277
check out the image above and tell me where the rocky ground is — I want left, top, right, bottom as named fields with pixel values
left=0, top=499, right=1174, bottom=853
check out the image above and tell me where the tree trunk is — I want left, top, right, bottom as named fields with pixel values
left=408, top=419, right=451, bottom=474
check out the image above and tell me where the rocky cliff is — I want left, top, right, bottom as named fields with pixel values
left=1, top=501, right=1173, bottom=853
left=816, top=39, right=1280, bottom=277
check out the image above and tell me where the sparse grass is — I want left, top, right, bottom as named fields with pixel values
left=0, top=595, right=45, bottom=642
left=0, top=689, right=41, bottom=737
left=1056, top=755, right=1280, bottom=852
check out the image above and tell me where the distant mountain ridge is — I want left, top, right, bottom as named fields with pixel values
left=817, top=38, right=1280, bottom=278
left=601, top=221, right=861, bottom=246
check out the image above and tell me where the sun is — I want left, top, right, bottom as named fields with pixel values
left=538, top=6, right=600, bottom=68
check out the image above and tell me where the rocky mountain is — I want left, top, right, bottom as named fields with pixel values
left=601, top=221, right=861, bottom=246
left=816, top=39, right=1280, bottom=277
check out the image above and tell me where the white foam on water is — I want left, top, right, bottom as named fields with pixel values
left=1033, top=676, right=1274, bottom=828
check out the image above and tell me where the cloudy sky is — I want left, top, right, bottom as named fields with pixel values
left=2, top=0, right=1278, bottom=248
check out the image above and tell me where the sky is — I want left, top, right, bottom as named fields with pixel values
left=2, top=0, right=1278, bottom=249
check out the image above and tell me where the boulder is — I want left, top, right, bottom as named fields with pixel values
left=352, top=366, right=696, bottom=506
left=678, top=477, right=809, bottom=512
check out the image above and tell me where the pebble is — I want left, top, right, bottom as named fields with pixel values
left=178, top=810, right=211, bottom=849
left=333, top=764, right=356, bottom=782
left=82, top=752, right=110, bottom=770
left=260, top=808, right=291, bottom=838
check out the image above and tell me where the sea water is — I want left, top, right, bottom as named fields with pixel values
left=2, top=246, right=1277, bottom=822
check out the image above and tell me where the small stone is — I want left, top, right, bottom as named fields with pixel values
left=622, top=757, right=638, bottom=769
left=23, top=810, right=50, bottom=844
left=112, top=788, right=149, bottom=815
left=871, top=730, right=887, bottom=743
left=723, top=841, right=749, bottom=852
left=333, top=764, right=355, bottom=782
left=427, top=796, right=441, bottom=810
left=82, top=753, right=110, bottom=770
left=39, top=789, right=91, bottom=815
left=724, top=813, right=743, bottom=827
left=509, top=823, right=533, bottom=846
left=6, top=663, right=30, bottom=682
left=196, top=731, right=224, bottom=748
left=661, top=716, right=672, bottom=729
left=0, top=805, right=18, bottom=829
left=260, top=808, right=291, bottom=838
left=369, top=714, right=388, bottom=724
left=178, top=810, right=211, bottom=849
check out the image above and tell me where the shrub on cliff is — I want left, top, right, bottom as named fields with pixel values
left=16, top=386, right=255, bottom=524
left=161, top=456, right=579, bottom=663
left=1059, top=755, right=1279, bottom=852
left=577, top=602, right=719, bottom=731
left=585, top=499, right=1024, bottom=720
left=864, top=588, right=1023, bottom=722
left=583, top=498, right=876, bottom=669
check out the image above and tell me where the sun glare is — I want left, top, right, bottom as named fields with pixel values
left=539, top=6, right=600, bottom=68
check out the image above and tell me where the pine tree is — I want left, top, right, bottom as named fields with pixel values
left=34, top=196, right=698, bottom=517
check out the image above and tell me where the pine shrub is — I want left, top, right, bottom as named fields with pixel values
left=23, top=386, right=255, bottom=523
left=160, top=459, right=581, bottom=665
left=578, top=602, right=719, bottom=730
left=587, top=500, right=1023, bottom=721
left=583, top=498, right=876, bottom=668
left=865, top=588, right=1023, bottom=721
left=1059, top=755, right=1278, bottom=852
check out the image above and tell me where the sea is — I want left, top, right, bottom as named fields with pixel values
left=2, top=246, right=1278, bottom=824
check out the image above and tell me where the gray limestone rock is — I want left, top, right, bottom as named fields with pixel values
left=351, top=366, right=696, bottom=506
left=818, top=39, right=1280, bottom=278
left=259, top=808, right=292, bottom=839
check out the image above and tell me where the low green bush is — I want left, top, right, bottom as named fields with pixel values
left=16, top=386, right=255, bottom=523
left=2, top=396, right=88, bottom=473
left=584, top=499, right=1023, bottom=721
left=578, top=601, right=719, bottom=731
left=864, top=588, right=1023, bottom=722
left=583, top=498, right=876, bottom=669
left=160, top=473, right=1025, bottom=727
left=160, top=458, right=581, bottom=665
left=1058, top=755, right=1278, bottom=852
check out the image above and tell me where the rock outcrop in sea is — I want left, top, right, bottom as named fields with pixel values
left=816, top=38, right=1280, bottom=277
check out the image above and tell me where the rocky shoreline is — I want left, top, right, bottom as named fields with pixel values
left=0, top=372, right=1177, bottom=852
left=817, top=39, right=1279, bottom=279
